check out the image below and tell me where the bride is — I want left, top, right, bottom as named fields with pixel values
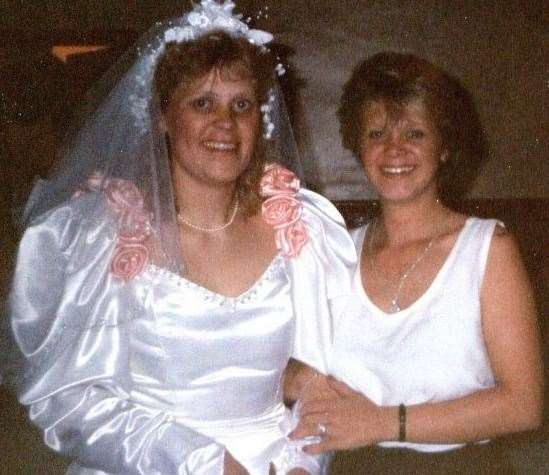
left=7, top=2, right=356, bottom=474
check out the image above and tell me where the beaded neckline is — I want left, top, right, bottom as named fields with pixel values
left=144, top=253, right=284, bottom=306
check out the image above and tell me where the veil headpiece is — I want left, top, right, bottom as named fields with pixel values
left=21, top=0, right=303, bottom=276
left=3, top=0, right=305, bottom=391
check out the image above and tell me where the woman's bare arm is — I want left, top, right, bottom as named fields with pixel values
left=293, top=228, right=543, bottom=452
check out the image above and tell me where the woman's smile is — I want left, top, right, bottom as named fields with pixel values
left=380, top=165, right=416, bottom=176
left=202, top=140, right=238, bottom=151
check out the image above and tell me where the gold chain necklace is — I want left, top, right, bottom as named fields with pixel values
left=177, top=198, right=239, bottom=233
left=367, top=219, right=435, bottom=313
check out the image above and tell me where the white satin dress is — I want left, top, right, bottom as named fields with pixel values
left=9, top=188, right=355, bottom=475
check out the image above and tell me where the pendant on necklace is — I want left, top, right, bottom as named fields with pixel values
left=390, top=299, right=401, bottom=313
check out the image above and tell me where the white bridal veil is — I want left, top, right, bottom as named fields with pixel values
left=3, top=0, right=306, bottom=391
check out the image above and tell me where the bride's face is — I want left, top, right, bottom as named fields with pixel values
left=163, top=67, right=260, bottom=188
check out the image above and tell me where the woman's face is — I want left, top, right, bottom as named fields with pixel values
left=163, top=67, right=260, bottom=189
left=358, top=100, right=446, bottom=205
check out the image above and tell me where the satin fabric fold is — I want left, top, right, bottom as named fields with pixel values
left=9, top=189, right=356, bottom=474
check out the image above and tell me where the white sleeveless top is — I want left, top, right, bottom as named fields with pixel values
left=329, top=217, right=499, bottom=452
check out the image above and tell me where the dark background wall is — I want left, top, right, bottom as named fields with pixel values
left=0, top=1, right=547, bottom=473
left=0, top=0, right=547, bottom=199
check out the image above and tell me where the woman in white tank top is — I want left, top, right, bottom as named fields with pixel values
left=286, top=52, right=543, bottom=473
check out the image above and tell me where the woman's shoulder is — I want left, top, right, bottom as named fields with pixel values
left=298, top=187, right=347, bottom=227
left=20, top=191, right=109, bottom=255
left=459, top=215, right=507, bottom=243
left=259, top=163, right=346, bottom=227
left=462, top=215, right=503, bottom=228
left=484, top=220, right=520, bottom=263
left=26, top=187, right=110, bottom=230
left=21, top=177, right=154, bottom=265
left=447, top=214, right=520, bottom=285
left=259, top=164, right=355, bottom=259
left=261, top=187, right=353, bottom=259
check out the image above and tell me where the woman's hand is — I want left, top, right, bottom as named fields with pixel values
left=283, top=360, right=337, bottom=404
left=224, top=452, right=249, bottom=475
left=291, top=377, right=396, bottom=454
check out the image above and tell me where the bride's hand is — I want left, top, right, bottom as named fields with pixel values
left=283, top=360, right=336, bottom=404
left=299, top=371, right=337, bottom=403
left=224, top=451, right=248, bottom=475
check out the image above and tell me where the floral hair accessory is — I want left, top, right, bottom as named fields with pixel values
left=260, top=164, right=309, bottom=257
left=72, top=173, right=152, bottom=281
left=132, top=0, right=282, bottom=139
left=163, top=0, right=273, bottom=48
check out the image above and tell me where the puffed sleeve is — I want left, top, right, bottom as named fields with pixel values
left=9, top=197, right=225, bottom=475
left=288, top=188, right=357, bottom=374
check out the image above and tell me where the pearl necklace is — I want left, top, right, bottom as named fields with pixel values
left=367, top=219, right=435, bottom=313
left=177, top=198, right=239, bottom=233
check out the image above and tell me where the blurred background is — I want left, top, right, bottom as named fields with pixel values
left=1, top=1, right=547, bottom=473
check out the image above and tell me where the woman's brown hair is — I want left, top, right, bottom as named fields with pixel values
left=338, top=52, right=485, bottom=202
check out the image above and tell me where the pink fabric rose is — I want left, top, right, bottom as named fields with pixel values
left=117, top=209, right=152, bottom=243
left=105, top=179, right=145, bottom=213
left=110, top=243, right=149, bottom=282
left=105, top=179, right=151, bottom=279
left=262, top=195, right=302, bottom=229
left=71, top=172, right=152, bottom=280
left=260, top=164, right=310, bottom=257
left=260, top=163, right=300, bottom=197
left=275, top=221, right=309, bottom=258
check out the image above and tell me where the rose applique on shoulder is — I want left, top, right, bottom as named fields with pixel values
left=260, top=164, right=309, bottom=257
left=72, top=172, right=152, bottom=281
